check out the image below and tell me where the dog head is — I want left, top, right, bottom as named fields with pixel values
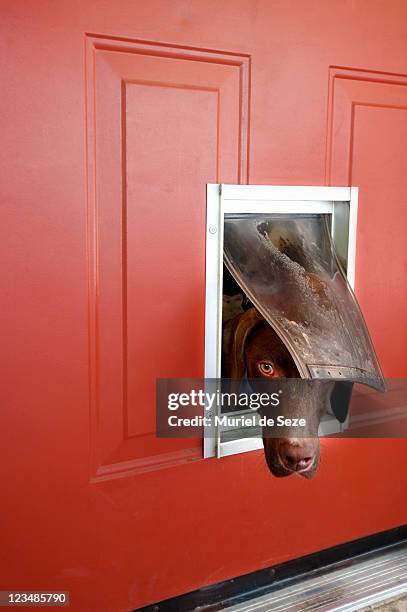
left=223, top=307, right=333, bottom=478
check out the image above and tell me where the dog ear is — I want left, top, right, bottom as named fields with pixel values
left=330, top=381, right=353, bottom=423
left=229, top=308, right=264, bottom=379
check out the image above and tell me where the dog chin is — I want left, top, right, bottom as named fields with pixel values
left=266, top=462, right=294, bottom=478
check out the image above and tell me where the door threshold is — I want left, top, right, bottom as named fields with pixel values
left=136, top=527, right=407, bottom=611
left=223, top=541, right=407, bottom=611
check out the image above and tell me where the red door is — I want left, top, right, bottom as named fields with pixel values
left=2, top=2, right=407, bottom=610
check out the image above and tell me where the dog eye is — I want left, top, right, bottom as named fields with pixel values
left=257, top=361, right=274, bottom=377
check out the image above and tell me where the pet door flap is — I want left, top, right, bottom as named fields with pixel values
left=224, top=213, right=385, bottom=392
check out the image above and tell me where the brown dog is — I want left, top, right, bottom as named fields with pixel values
left=223, top=307, right=333, bottom=478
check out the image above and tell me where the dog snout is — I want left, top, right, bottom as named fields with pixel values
left=279, top=439, right=317, bottom=473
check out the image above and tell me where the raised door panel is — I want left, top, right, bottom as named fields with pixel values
left=85, top=35, right=250, bottom=478
left=327, top=68, right=407, bottom=376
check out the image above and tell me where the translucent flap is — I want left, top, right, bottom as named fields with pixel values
left=224, top=213, right=385, bottom=391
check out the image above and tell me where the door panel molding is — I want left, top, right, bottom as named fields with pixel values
left=325, top=65, right=407, bottom=184
left=325, top=65, right=407, bottom=378
left=85, top=33, right=250, bottom=480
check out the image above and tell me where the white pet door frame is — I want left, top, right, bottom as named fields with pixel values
left=204, top=184, right=359, bottom=459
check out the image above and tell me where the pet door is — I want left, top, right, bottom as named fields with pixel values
left=204, top=185, right=385, bottom=459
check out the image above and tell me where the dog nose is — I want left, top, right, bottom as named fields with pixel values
left=280, top=441, right=315, bottom=472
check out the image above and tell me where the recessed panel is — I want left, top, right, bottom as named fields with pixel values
left=351, top=105, right=407, bottom=376
left=125, top=82, right=218, bottom=438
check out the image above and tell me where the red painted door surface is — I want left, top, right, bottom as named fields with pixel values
left=2, top=2, right=407, bottom=610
